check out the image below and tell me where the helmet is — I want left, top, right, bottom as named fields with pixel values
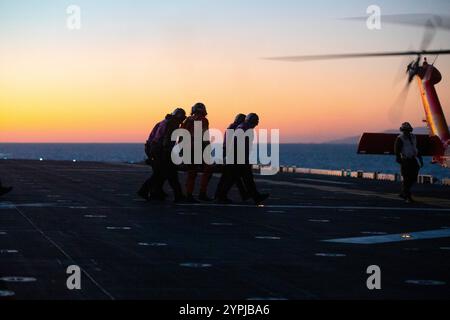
left=191, top=102, right=207, bottom=116
left=234, top=114, right=246, bottom=125
left=172, top=108, right=187, bottom=121
left=245, top=113, right=260, bottom=127
left=400, top=122, right=413, bottom=132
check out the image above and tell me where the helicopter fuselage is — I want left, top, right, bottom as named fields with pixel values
left=416, top=64, right=450, bottom=167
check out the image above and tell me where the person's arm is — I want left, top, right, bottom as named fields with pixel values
left=394, top=137, right=403, bottom=164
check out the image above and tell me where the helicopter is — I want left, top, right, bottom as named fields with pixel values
left=266, top=14, right=450, bottom=168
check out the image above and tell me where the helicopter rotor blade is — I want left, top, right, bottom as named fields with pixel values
left=420, top=20, right=437, bottom=51
left=342, top=13, right=450, bottom=31
left=389, top=81, right=412, bottom=123
left=265, top=49, right=450, bottom=62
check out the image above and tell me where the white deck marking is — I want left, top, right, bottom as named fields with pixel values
left=180, top=263, right=212, bottom=268
left=178, top=203, right=450, bottom=212
left=0, top=203, right=57, bottom=209
left=0, top=290, right=15, bottom=297
left=0, top=250, right=19, bottom=254
left=138, top=242, right=168, bottom=247
left=0, top=277, right=36, bottom=283
left=324, top=229, right=450, bottom=244
left=255, top=236, right=281, bottom=240
left=315, top=253, right=346, bottom=257
left=405, top=280, right=446, bottom=286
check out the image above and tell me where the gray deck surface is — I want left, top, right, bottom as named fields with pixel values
left=1, top=160, right=450, bottom=300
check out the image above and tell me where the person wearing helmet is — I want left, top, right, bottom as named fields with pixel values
left=138, top=108, right=187, bottom=202
left=217, top=113, right=269, bottom=205
left=214, top=113, right=249, bottom=202
left=0, top=180, right=13, bottom=197
left=395, top=122, right=424, bottom=203
left=181, top=103, right=214, bottom=203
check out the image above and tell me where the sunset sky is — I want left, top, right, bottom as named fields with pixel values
left=1, top=0, right=449, bottom=143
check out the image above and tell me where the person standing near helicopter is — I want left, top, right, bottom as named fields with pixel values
left=395, top=122, right=424, bottom=203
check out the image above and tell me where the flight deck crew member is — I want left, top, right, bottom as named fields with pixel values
left=217, top=113, right=269, bottom=205
left=182, top=103, right=214, bottom=203
left=138, top=115, right=168, bottom=201
left=214, top=114, right=249, bottom=202
left=138, top=108, right=187, bottom=202
left=395, top=122, right=424, bottom=203
left=0, top=179, right=13, bottom=197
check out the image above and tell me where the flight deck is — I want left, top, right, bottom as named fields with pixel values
left=1, top=160, right=450, bottom=300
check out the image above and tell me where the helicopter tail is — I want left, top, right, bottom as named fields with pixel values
left=357, top=133, right=444, bottom=156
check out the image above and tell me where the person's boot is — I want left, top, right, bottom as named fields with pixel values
left=254, top=193, right=270, bottom=205
left=137, top=189, right=149, bottom=201
left=199, top=192, right=213, bottom=202
left=0, top=187, right=13, bottom=197
left=406, top=196, right=415, bottom=204
left=186, top=194, right=199, bottom=204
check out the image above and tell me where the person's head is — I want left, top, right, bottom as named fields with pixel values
left=191, top=102, right=208, bottom=117
left=234, top=114, right=246, bottom=125
left=400, top=122, right=413, bottom=134
left=245, top=113, right=260, bottom=128
left=171, top=108, right=187, bottom=124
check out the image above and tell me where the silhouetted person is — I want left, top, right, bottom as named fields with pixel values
left=395, top=122, right=424, bottom=203
left=215, top=114, right=249, bottom=202
left=0, top=179, right=12, bottom=197
left=138, top=108, right=187, bottom=202
left=217, top=113, right=269, bottom=205
left=138, top=115, right=168, bottom=200
left=182, top=103, right=213, bottom=203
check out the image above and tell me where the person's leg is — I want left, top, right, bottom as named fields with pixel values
left=167, top=163, right=184, bottom=202
left=240, top=165, right=269, bottom=204
left=239, top=165, right=258, bottom=199
left=407, top=161, right=420, bottom=201
left=185, top=169, right=198, bottom=200
left=236, top=178, right=250, bottom=201
left=215, top=171, right=226, bottom=199
left=216, top=165, right=236, bottom=202
left=199, top=166, right=213, bottom=201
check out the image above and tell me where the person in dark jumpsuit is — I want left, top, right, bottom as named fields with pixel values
left=214, top=113, right=249, bottom=202
left=394, top=122, right=424, bottom=203
left=138, top=108, right=187, bottom=202
left=217, top=113, right=269, bottom=205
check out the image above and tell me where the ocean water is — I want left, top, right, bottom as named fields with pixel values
left=0, top=143, right=448, bottom=179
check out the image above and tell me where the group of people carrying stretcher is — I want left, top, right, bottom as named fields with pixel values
left=137, top=103, right=269, bottom=205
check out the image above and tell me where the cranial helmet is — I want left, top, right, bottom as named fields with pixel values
left=246, top=113, right=260, bottom=127
left=234, top=114, right=246, bottom=125
left=400, top=122, right=413, bottom=132
left=172, top=108, right=187, bottom=121
left=191, top=103, right=207, bottom=116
